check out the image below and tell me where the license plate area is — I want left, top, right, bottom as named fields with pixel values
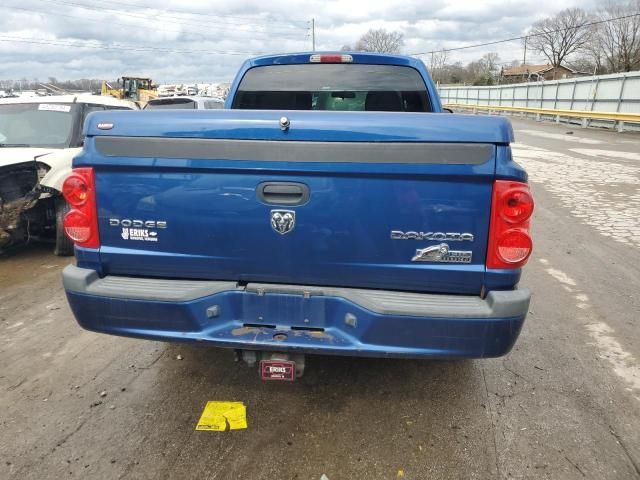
left=260, top=360, right=296, bottom=381
left=243, top=289, right=327, bottom=329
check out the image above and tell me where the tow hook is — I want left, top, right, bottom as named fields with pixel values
left=235, top=350, right=305, bottom=381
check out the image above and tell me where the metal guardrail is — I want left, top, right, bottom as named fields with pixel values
left=444, top=103, right=640, bottom=132
left=438, top=72, right=640, bottom=116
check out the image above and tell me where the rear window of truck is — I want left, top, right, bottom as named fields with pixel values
left=232, top=64, right=431, bottom=112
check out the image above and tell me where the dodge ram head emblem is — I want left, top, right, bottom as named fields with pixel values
left=270, top=210, right=295, bottom=235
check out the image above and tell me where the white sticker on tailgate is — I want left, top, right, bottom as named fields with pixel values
left=38, top=104, right=71, bottom=112
left=121, top=228, right=158, bottom=242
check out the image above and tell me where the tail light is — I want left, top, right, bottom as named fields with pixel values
left=486, top=180, right=533, bottom=269
left=62, top=167, right=100, bottom=249
left=309, top=54, right=353, bottom=63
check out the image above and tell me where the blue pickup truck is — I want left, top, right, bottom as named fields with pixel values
left=62, top=52, right=533, bottom=380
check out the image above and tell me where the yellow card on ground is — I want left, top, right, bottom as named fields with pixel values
left=195, top=401, right=247, bottom=431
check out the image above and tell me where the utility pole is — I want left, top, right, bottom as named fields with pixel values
left=522, top=36, right=527, bottom=65
left=311, top=18, right=315, bottom=51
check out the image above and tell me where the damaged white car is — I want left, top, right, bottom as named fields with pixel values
left=0, top=94, right=136, bottom=255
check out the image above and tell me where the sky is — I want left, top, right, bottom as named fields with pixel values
left=0, top=0, right=603, bottom=85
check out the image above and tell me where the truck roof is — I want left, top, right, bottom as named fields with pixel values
left=0, top=94, right=137, bottom=109
left=247, top=51, right=424, bottom=68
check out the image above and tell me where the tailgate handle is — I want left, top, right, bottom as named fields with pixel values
left=258, top=182, right=309, bottom=206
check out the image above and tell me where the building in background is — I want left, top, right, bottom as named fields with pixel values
left=500, top=64, right=589, bottom=83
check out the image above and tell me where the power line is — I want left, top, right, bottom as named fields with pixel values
left=41, top=0, right=308, bottom=31
left=2, top=4, right=306, bottom=41
left=68, top=0, right=310, bottom=26
left=0, top=35, right=264, bottom=56
left=410, top=12, right=640, bottom=56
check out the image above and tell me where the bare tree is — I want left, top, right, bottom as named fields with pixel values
left=482, top=52, right=500, bottom=74
left=428, top=50, right=448, bottom=82
left=566, top=55, right=598, bottom=74
left=354, top=28, right=404, bottom=53
left=593, top=1, right=640, bottom=73
left=527, top=8, right=593, bottom=66
left=437, top=61, right=468, bottom=85
left=582, top=24, right=607, bottom=73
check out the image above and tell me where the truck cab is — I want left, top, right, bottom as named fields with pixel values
left=61, top=53, right=533, bottom=379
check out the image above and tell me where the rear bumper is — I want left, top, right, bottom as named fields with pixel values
left=63, top=265, right=530, bottom=359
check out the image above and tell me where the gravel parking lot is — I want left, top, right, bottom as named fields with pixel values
left=1, top=117, right=639, bottom=480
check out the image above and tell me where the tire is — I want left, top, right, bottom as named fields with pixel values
left=54, top=198, right=74, bottom=256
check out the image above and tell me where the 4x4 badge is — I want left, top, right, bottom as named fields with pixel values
left=271, top=210, right=295, bottom=235
left=412, top=243, right=472, bottom=263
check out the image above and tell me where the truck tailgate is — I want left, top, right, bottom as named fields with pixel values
left=78, top=110, right=511, bottom=295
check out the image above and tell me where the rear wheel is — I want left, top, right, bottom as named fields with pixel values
left=54, top=198, right=73, bottom=256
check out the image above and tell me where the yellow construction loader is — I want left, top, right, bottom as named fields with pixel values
left=101, top=77, right=158, bottom=105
